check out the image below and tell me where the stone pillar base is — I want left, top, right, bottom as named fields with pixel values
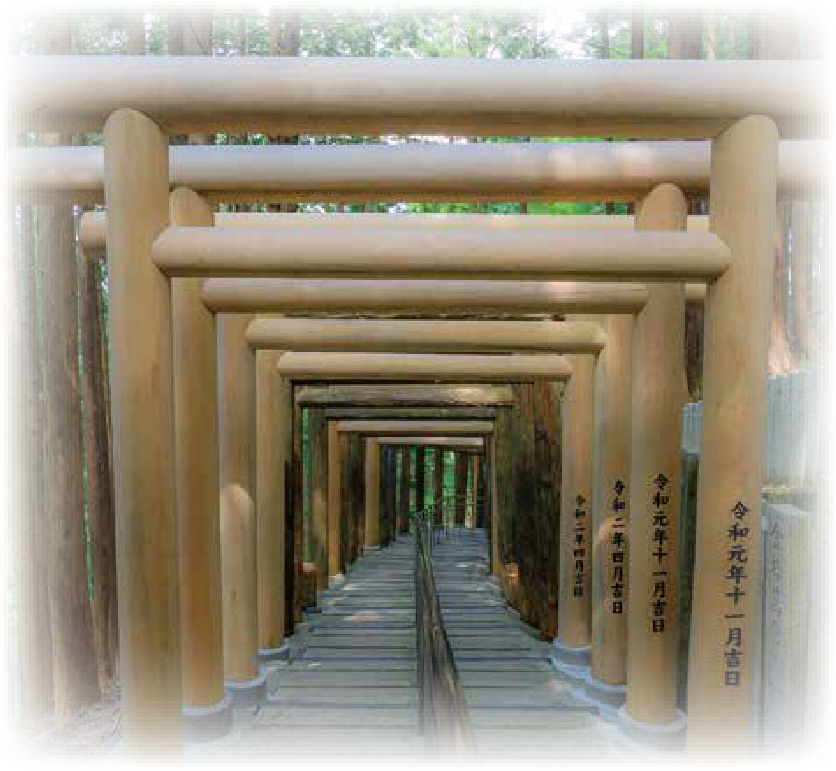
left=362, top=544, right=381, bottom=555
left=571, top=670, right=626, bottom=720
left=225, top=673, right=267, bottom=710
left=550, top=639, right=590, bottom=690
left=182, top=694, right=233, bottom=742
left=552, top=639, right=591, bottom=667
left=258, top=642, right=290, bottom=663
left=328, top=573, right=346, bottom=588
left=617, top=706, right=687, bottom=750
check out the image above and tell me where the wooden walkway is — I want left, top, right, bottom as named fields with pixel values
left=189, top=528, right=635, bottom=758
left=434, top=528, right=632, bottom=758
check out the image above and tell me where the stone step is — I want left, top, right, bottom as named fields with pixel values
left=288, top=659, right=416, bottom=672
left=269, top=687, right=418, bottom=706
left=255, top=704, right=418, bottom=728
left=274, top=670, right=416, bottom=687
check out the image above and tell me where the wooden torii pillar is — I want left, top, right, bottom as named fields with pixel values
left=170, top=188, right=230, bottom=739
left=217, top=311, right=264, bottom=708
left=363, top=437, right=381, bottom=552
left=620, top=184, right=689, bottom=740
left=454, top=451, right=468, bottom=527
left=397, top=447, right=411, bottom=536
left=103, top=109, right=182, bottom=750
left=687, top=117, right=779, bottom=749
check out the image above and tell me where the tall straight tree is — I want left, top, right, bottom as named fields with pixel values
left=37, top=15, right=100, bottom=722
left=749, top=12, right=802, bottom=375
left=16, top=159, right=54, bottom=726
left=269, top=8, right=301, bottom=213
left=81, top=9, right=147, bottom=695
left=668, top=9, right=704, bottom=397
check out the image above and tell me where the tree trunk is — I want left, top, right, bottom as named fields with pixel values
left=631, top=10, right=644, bottom=59
left=124, top=11, right=145, bottom=54
left=268, top=8, right=301, bottom=213
left=415, top=448, right=426, bottom=514
left=768, top=204, right=795, bottom=374
left=512, top=384, right=537, bottom=623
left=16, top=198, right=54, bottom=725
left=790, top=202, right=812, bottom=362
left=183, top=11, right=214, bottom=147
left=81, top=247, right=118, bottom=693
left=532, top=379, right=562, bottom=640
left=669, top=10, right=705, bottom=398
left=37, top=16, right=101, bottom=723
left=750, top=12, right=800, bottom=375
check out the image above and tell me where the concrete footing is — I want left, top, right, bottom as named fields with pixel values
left=570, top=670, right=627, bottom=720
left=258, top=642, right=290, bottom=663
left=550, top=651, right=590, bottom=690
left=328, top=573, right=346, bottom=588
left=617, top=706, right=687, bottom=750
left=225, top=673, right=267, bottom=709
left=182, top=694, right=233, bottom=742
left=552, top=639, right=591, bottom=667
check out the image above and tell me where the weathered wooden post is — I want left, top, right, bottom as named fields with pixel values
left=364, top=438, right=381, bottom=551
left=217, top=312, right=263, bottom=706
left=454, top=451, right=468, bottom=528
left=687, top=116, right=779, bottom=749
left=347, top=433, right=364, bottom=563
left=310, top=407, right=328, bottom=599
left=620, top=184, right=688, bottom=741
left=468, top=454, right=479, bottom=530
left=397, top=447, right=410, bottom=535
left=384, top=446, right=397, bottom=545
left=220, top=485, right=263, bottom=707
left=379, top=446, right=390, bottom=546
left=255, top=349, right=287, bottom=662
left=170, top=188, right=230, bottom=739
left=587, top=314, right=633, bottom=712
left=327, top=420, right=345, bottom=586
left=490, top=434, right=501, bottom=579
left=553, top=347, right=595, bottom=682
left=433, top=447, right=444, bottom=529
left=103, top=108, right=181, bottom=749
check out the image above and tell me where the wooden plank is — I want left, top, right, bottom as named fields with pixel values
left=324, top=407, right=497, bottom=420
left=297, top=384, right=514, bottom=406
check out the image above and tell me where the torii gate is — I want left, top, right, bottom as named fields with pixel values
left=12, top=53, right=820, bottom=752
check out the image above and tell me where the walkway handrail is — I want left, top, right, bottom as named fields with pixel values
left=414, top=506, right=474, bottom=753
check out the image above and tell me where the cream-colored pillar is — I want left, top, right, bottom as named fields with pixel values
left=217, top=312, right=263, bottom=706
left=687, top=116, right=779, bottom=749
left=555, top=350, right=595, bottom=669
left=219, top=485, right=263, bottom=707
left=327, top=420, right=344, bottom=585
left=103, top=109, right=181, bottom=750
left=255, top=349, right=286, bottom=662
left=364, top=438, right=381, bottom=550
left=589, top=315, right=633, bottom=707
left=623, top=184, right=687, bottom=734
left=218, top=314, right=255, bottom=491
left=170, top=188, right=230, bottom=738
